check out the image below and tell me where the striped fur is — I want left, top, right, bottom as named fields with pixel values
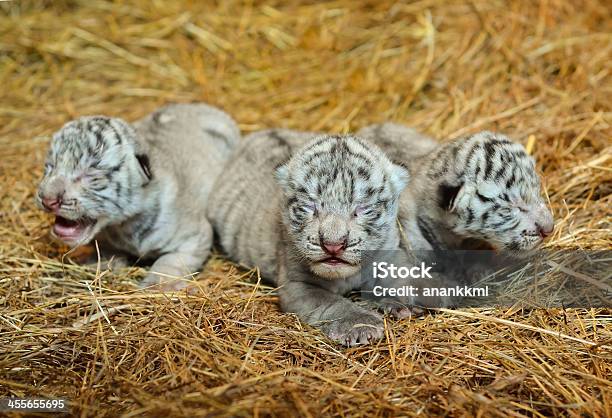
left=207, top=129, right=313, bottom=279
left=37, top=103, right=240, bottom=290
left=207, top=130, right=409, bottom=346
left=358, top=123, right=554, bottom=254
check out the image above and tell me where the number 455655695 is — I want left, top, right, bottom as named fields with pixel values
left=1, top=398, right=68, bottom=412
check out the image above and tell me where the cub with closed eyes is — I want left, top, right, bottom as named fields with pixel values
left=208, top=130, right=409, bottom=345
left=357, top=123, right=554, bottom=255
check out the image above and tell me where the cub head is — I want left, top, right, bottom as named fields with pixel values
left=436, top=131, right=554, bottom=254
left=276, top=134, right=409, bottom=279
left=36, top=116, right=151, bottom=247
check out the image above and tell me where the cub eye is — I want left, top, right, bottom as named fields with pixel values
left=292, top=202, right=316, bottom=218
left=497, top=206, right=513, bottom=215
left=517, top=206, right=529, bottom=213
left=301, top=202, right=317, bottom=214
left=475, top=191, right=494, bottom=202
left=81, top=169, right=108, bottom=184
left=354, top=205, right=371, bottom=217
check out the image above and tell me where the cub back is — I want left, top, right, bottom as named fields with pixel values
left=134, top=103, right=241, bottom=203
left=207, top=129, right=314, bottom=278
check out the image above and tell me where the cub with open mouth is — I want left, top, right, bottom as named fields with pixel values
left=36, top=103, right=240, bottom=290
left=208, top=131, right=409, bottom=346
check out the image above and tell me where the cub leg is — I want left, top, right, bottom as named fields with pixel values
left=279, top=280, right=385, bottom=347
left=140, top=251, right=207, bottom=291
left=139, top=223, right=212, bottom=291
left=77, top=243, right=130, bottom=273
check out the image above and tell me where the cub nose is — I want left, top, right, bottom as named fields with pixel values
left=533, top=203, right=554, bottom=239
left=40, top=177, right=66, bottom=211
left=321, top=239, right=347, bottom=256
left=536, top=222, right=554, bottom=238
left=42, top=196, right=62, bottom=211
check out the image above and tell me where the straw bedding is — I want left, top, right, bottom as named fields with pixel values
left=0, top=1, right=610, bottom=416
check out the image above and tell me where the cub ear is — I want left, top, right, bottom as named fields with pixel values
left=438, top=181, right=464, bottom=212
left=120, top=120, right=151, bottom=184
left=274, top=163, right=290, bottom=193
left=389, top=163, right=410, bottom=197
left=135, top=154, right=152, bottom=184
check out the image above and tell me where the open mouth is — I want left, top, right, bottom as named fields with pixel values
left=52, top=215, right=96, bottom=243
left=321, top=257, right=351, bottom=266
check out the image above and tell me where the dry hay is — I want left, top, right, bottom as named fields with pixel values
left=0, top=0, right=611, bottom=416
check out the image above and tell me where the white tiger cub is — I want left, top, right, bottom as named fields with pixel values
left=207, top=130, right=409, bottom=346
left=36, top=103, right=240, bottom=290
left=357, top=123, right=554, bottom=254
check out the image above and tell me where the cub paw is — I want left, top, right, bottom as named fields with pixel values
left=86, top=256, right=129, bottom=272
left=139, top=272, right=189, bottom=292
left=324, top=311, right=385, bottom=347
left=384, top=304, right=425, bottom=319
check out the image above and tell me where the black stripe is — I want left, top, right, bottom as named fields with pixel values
left=417, top=216, right=441, bottom=251
left=506, top=171, right=516, bottom=189
left=356, top=166, right=371, bottom=181
left=481, top=211, right=489, bottom=224
left=134, top=207, right=159, bottom=242
left=483, top=142, right=496, bottom=179
left=498, top=220, right=520, bottom=232
left=494, top=163, right=509, bottom=181
left=464, top=141, right=481, bottom=166
left=465, top=208, right=474, bottom=225
left=269, top=130, right=290, bottom=149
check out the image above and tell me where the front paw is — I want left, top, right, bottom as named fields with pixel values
left=86, top=255, right=129, bottom=272
left=383, top=304, right=425, bottom=319
left=323, top=311, right=385, bottom=347
left=139, top=272, right=189, bottom=292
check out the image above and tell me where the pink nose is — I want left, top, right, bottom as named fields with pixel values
left=42, top=197, right=61, bottom=211
left=537, top=222, right=554, bottom=238
left=322, top=241, right=346, bottom=256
